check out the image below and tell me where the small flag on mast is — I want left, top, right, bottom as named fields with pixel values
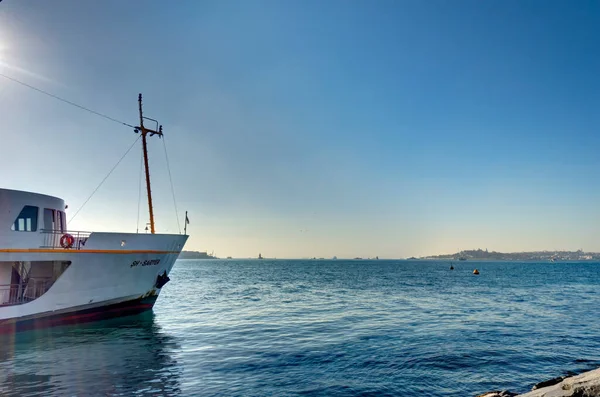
left=184, top=211, right=189, bottom=235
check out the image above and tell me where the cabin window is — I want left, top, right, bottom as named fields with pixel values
left=43, top=209, right=66, bottom=232
left=11, top=206, right=39, bottom=232
left=59, top=211, right=66, bottom=232
left=44, top=209, right=56, bottom=231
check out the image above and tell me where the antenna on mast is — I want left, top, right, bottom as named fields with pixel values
left=134, top=94, right=163, bottom=234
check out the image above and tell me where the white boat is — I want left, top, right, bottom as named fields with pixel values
left=0, top=94, right=188, bottom=333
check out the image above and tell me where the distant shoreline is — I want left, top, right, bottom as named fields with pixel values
left=421, top=248, right=600, bottom=262
left=178, top=249, right=600, bottom=261
left=178, top=251, right=218, bottom=260
left=177, top=255, right=600, bottom=262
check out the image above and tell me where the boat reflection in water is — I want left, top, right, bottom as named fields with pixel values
left=0, top=312, right=181, bottom=396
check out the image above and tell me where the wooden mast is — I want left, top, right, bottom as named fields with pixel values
left=135, top=94, right=162, bottom=234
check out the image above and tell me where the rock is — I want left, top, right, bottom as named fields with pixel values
left=532, top=376, right=568, bottom=390
left=531, top=372, right=580, bottom=390
left=517, top=367, right=600, bottom=396
left=476, top=391, right=517, bottom=397
left=475, top=392, right=501, bottom=397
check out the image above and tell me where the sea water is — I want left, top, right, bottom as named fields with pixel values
left=1, top=259, right=599, bottom=396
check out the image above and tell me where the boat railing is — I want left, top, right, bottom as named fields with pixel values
left=39, top=229, right=92, bottom=250
left=0, top=279, right=50, bottom=306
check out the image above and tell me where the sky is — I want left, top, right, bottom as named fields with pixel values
left=0, top=0, right=599, bottom=258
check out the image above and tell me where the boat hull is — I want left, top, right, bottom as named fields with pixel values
left=0, top=295, right=158, bottom=334
left=0, top=232, right=188, bottom=332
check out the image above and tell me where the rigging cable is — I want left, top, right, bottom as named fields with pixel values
left=68, top=135, right=141, bottom=224
left=0, top=72, right=184, bottom=231
left=0, top=72, right=136, bottom=129
left=162, top=136, right=181, bottom=234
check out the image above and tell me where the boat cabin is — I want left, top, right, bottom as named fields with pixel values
left=0, top=188, right=69, bottom=246
left=0, top=188, right=74, bottom=305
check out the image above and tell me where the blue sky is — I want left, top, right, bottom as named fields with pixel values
left=0, top=0, right=599, bottom=258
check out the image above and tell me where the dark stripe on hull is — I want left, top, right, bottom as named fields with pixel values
left=0, top=295, right=158, bottom=334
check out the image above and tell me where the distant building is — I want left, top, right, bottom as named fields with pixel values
left=178, top=251, right=218, bottom=259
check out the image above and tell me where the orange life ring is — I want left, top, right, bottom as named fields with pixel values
left=60, top=233, right=75, bottom=249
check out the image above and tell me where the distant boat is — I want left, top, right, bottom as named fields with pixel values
left=375, top=256, right=379, bottom=260
left=258, top=253, right=263, bottom=260
left=226, top=256, right=232, bottom=259
left=332, top=256, right=337, bottom=260
left=458, top=257, right=467, bottom=261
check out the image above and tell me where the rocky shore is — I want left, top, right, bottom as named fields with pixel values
left=477, top=368, right=600, bottom=397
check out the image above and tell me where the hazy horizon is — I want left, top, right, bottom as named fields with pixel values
left=1, top=1, right=599, bottom=258
left=181, top=247, right=600, bottom=260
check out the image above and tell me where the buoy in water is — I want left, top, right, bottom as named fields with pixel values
left=473, top=269, right=480, bottom=275
left=450, top=265, right=454, bottom=270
